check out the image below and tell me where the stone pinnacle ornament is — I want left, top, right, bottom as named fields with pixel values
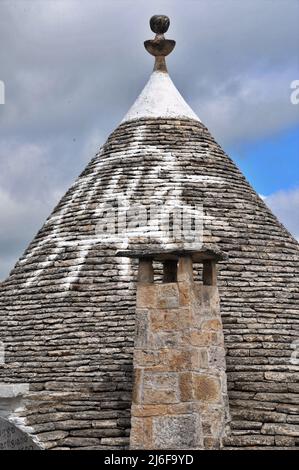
left=144, top=15, right=176, bottom=72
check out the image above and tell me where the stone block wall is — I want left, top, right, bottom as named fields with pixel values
left=130, top=256, right=230, bottom=449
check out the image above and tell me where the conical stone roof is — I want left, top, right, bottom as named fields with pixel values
left=0, top=17, right=299, bottom=450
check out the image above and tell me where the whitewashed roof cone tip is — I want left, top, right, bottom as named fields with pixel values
left=122, top=15, right=200, bottom=123
left=122, top=71, right=200, bottom=123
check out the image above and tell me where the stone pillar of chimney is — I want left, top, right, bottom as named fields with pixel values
left=117, top=248, right=230, bottom=449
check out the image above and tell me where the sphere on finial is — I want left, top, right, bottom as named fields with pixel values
left=150, top=15, right=170, bottom=35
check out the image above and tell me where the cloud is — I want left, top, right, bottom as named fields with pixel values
left=0, top=142, right=62, bottom=279
left=1, top=0, right=298, bottom=142
left=264, top=187, right=299, bottom=241
left=0, top=185, right=49, bottom=279
left=195, top=68, right=299, bottom=145
left=0, top=0, right=298, bottom=280
left=0, top=133, right=101, bottom=280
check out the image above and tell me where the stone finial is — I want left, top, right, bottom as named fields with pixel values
left=150, top=15, right=170, bottom=34
left=144, top=15, right=176, bottom=73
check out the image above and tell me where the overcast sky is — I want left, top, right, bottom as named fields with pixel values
left=0, top=0, right=299, bottom=280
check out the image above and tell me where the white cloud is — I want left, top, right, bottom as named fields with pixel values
left=0, top=0, right=298, bottom=143
left=0, top=131, right=106, bottom=280
left=264, top=187, right=299, bottom=241
left=0, top=185, right=50, bottom=279
left=0, top=142, right=65, bottom=280
left=194, top=68, right=299, bottom=145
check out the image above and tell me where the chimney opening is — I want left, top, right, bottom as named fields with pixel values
left=202, top=260, right=217, bottom=286
left=162, top=259, right=178, bottom=283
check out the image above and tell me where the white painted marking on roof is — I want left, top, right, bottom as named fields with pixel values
left=118, top=256, right=133, bottom=280
left=185, top=175, right=225, bottom=184
left=23, top=246, right=66, bottom=287
left=64, top=248, right=89, bottom=291
left=18, top=125, right=227, bottom=291
left=122, top=71, right=200, bottom=123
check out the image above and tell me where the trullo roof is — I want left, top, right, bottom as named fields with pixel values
left=0, top=16, right=298, bottom=450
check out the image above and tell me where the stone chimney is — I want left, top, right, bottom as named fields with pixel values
left=118, top=248, right=230, bottom=449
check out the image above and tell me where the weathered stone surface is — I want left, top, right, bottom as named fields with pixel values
left=264, top=372, right=299, bottom=383
left=153, top=414, right=201, bottom=449
left=143, top=387, right=178, bottom=405
left=134, top=349, right=191, bottom=371
left=142, top=372, right=178, bottom=404
left=55, top=420, right=91, bottom=430
left=203, top=436, right=220, bottom=449
left=193, top=375, right=221, bottom=403
left=223, top=435, right=275, bottom=447
left=202, top=319, right=222, bottom=331
left=177, top=257, right=193, bottom=283
left=134, top=309, right=148, bottom=348
left=92, top=420, right=117, bottom=429
left=129, top=416, right=152, bottom=449
left=131, top=402, right=196, bottom=419
left=261, top=423, right=299, bottom=437
left=275, top=435, right=296, bottom=447
left=100, top=437, right=129, bottom=446
left=70, top=428, right=123, bottom=437
left=63, top=437, right=100, bottom=447
left=179, top=372, right=194, bottom=401
left=36, top=430, right=68, bottom=442
left=137, top=285, right=157, bottom=309
left=0, top=417, right=40, bottom=450
left=187, top=330, right=219, bottom=347
left=230, top=409, right=287, bottom=423
left=231, top=420, right=262, bottom=431
left=208, top=347, right=226, bottom=370
left=157, top=284, right=179, bottom=309
left=150, top=309, right=185, bottom=332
